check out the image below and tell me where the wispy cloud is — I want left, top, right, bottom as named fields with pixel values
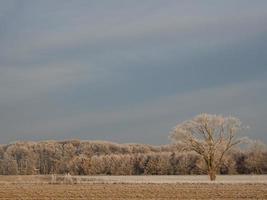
left=0, top=62, right=110, bottom=104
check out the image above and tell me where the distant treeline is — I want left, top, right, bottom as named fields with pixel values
left=0, top=140, right=266, bottom=175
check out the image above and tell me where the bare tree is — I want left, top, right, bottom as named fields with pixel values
left=170, top=113, right=245, bottom=181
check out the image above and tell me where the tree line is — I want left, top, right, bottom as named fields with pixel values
left=0, top=139, right=266, bottom=175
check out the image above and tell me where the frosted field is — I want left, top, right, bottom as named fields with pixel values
left=0, top=175, right=267, bottom=184
left=69, top=175, right=267, bottom=184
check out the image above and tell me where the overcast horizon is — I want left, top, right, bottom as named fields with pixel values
left=0, top=0, right=267, bottom=145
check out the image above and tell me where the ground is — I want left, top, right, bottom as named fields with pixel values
left=0, top=175, right=266, bottom=199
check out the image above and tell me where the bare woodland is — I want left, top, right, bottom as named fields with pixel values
left=0, top=139, right=266, bottom=176
left=0, top=114, right=266, bottom=177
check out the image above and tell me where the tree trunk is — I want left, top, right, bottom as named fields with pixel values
left=208, top=169, right=216, bottom=181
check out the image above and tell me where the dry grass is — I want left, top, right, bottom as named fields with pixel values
left=0, top=175, right=266, bottom=199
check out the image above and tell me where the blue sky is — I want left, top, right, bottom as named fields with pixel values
left=0, top=0, right=267, bottom=144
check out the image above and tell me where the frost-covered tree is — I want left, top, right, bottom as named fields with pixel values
left=1, top=137, right=266, bottom=176
left=245, top=140, right=267, bottom=174
left=170, top=113, right=245, bottom=180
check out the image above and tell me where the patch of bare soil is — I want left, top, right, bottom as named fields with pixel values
left=0, top=183, right=266, bottom=200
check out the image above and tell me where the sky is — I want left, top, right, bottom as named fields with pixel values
left=0, top=0, right=267, bottom=145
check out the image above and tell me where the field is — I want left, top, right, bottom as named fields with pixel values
left=0, top=175, right=266, bottom=199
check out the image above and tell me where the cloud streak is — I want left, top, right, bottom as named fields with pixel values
left=1, top=79, right=266, bottom=144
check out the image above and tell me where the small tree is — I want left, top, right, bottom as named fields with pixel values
left=170, top=113, right=245, bottom=181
